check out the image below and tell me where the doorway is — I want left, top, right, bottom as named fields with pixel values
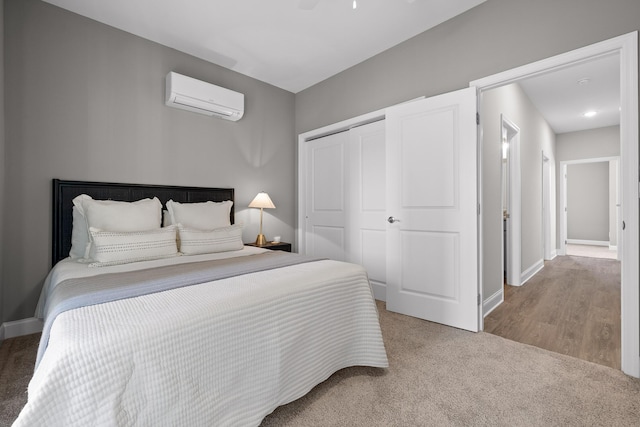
left=560, top=157, right=620, bottom=260
left=473, top=33, right=637, bottom=376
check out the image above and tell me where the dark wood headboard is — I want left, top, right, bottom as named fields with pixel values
left=52, top=179, right=234, bottom=266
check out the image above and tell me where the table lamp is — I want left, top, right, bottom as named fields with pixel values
left=248, top=192, right=275, bottom=246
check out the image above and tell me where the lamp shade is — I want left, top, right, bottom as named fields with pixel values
left=248, top=192, right=275, bottom=209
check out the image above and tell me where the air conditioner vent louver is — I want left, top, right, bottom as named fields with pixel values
left=165, top=72, right=244, bottom=121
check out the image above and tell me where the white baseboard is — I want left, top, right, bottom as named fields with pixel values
left=547, top=249, right=557, bottom=260
left=609, top=244, right=618, bottom=251
left=483, top=289, right=503, bottom=317
left=1, top=317, right=43, bottom=339
left=371, top=281, right=386, bottom=302
left=566, top=239, right=609, bottom=247
left=520, top=259, right=544, bottom=286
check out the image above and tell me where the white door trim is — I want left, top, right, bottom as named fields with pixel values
left=471, top=31, right=639, bottom=378
left=501, top=115, right=521, bottom=287
left=542, top=152, right=552, bottom=261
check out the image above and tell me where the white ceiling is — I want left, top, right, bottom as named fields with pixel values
left=42, top=0, right=620, bottom=134
left=42, top=0, right=486, bottom=93
left=518, top=53, right=620, bottom=134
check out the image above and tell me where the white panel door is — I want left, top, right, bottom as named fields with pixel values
left=305, top=132, right=348, bottom=261
left=386, top=87, right=478, bottom=332
left=347, top=121, right=387, bottom=294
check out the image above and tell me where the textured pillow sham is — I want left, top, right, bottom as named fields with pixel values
left=70, top=194, right=163, bottom=261
left=166, top=200, right=233, bottom=230
left=81, top=196, right=162, bottom=234
left=177, top=223, right=244, bottom=255
left=88, top=225, right=179, bottom=267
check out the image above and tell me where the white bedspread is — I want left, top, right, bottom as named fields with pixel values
left=14, top=252, right=388, bottom=426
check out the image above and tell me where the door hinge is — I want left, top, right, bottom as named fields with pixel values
left=477, top=294, right=481, bottom=305
left=476, top=113, right=480, bottom=125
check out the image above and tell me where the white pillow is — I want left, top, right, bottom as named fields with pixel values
left=177, top=223, right=244, bottom=255
left=166, top=200, right=232, bottom=230
left=88, top=225, right=179, bottom=267
left=70, top=194, right=94, bottom=259
left=69, top=205, right=90, bottom=259
left=81, top=197, right=162, bottom=234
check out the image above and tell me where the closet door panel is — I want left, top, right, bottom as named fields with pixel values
left=348, top=121, right=387, bottom=291
left=311, top=225, right=346, bottom=261
left=305, top=132, right=348, bottom=261
left=302, top=120, right=387, bottom=299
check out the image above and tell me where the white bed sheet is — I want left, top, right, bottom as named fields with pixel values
left=16, top=250, right=388, bottom=426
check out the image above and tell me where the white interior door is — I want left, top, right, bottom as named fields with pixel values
left=305, top=132, right=348, bottom=260
left=385, top=87, right=479, bottom=332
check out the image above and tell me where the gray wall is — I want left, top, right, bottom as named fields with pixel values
left=556, top=126, right=621, bottom=160
left=480, top=83, right=556, bottom=298
left=567, top=162, right=609, bottom=241
left=295, top=0, right=639, bottom=303
left=556, top=126, right=620, bottom=247
left=3, top=0, right=296, bottom=322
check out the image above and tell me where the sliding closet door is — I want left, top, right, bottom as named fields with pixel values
left=304, top=121, right=387, bottom=298
left=304, top=132, right=348, bottom=261
left=347, top=121, right=387, bottom=295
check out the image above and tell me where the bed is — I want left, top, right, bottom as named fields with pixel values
left=13, top=179, right=388, bottom=426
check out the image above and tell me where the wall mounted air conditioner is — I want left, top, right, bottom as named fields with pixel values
left=165, top=72, right=244, bottom=121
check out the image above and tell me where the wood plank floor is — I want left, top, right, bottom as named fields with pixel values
left=484, top=255, right=621, bottom=369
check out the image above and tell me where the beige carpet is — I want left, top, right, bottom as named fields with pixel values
left=2, top=302, right=640, bottom=426
left=0, top=333, right=38, bottom=426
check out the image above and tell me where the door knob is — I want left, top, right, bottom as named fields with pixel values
left=387, top=216, right=400, bottom=224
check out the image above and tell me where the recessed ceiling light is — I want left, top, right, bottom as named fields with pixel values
left=583, top=110, right=597, bottom=118
left=577, top=78, right=591, bottom=85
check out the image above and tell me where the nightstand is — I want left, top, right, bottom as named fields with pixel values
left=245, top=241, right=292, bottom=252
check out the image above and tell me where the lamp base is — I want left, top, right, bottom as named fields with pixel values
left=254, top=234, right=267, bottom=246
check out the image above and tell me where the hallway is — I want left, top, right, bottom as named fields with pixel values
left=484, top=255, right=621, bottom=369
